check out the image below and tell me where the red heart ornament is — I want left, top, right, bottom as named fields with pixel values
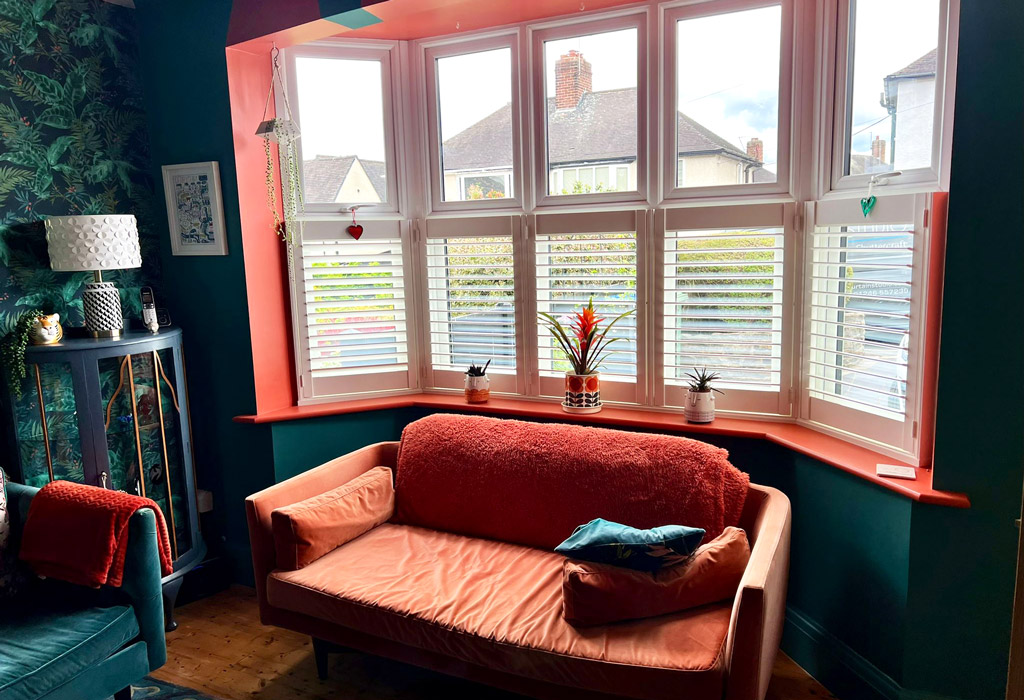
left=347, top=224, right=363, bottom=240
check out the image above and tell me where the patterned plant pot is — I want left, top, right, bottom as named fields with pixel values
left=464, top=375, right=490, bottom=403
left=563, top=372, right=601, bottom=414
left=684, top=390, right=715, bottom=423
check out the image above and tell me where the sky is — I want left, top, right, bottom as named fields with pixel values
left=293, top=0, right=939, bottom=174
left=848, top=0, right=939, bottom=158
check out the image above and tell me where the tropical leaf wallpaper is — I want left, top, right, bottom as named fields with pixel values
left=0, top=0, right=159, bottom=335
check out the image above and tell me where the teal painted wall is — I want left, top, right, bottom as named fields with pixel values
left=900, top=4, right=1024, bottom=698
left=133, top=0, right=274, bottom=579
left=128, top=1, right=1024, bottom=697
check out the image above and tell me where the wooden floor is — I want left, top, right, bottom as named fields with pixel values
left=152, top=586, right=836, bottom=700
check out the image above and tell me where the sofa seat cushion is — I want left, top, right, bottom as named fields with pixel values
left=0, top=603, right=140, bottom=700
left=267, top=524, right=732, bottom=700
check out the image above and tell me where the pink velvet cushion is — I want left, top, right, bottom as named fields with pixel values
left=395, top=414, right=749, bottom=550
left=562, top=526, right=751, bottom=626
left=272, top=466, right=394, bottom=570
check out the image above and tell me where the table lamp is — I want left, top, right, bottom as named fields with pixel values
left=45, top=215, right=142, bottom=339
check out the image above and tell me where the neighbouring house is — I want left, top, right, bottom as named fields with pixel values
left=883, top=48, right=937, bottom=171
left=302, top=154, right=387, bottom=203
left=441, top=50, right=773, bottom=199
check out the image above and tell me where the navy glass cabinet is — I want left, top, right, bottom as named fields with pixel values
left=2, top=327, right=205, bottom=628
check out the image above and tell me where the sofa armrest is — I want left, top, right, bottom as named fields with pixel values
left=120, top=508, right=167, bottom=672
left=724, top=484, right=792, bottom=700
left=245, top=441, right=400, bottom=619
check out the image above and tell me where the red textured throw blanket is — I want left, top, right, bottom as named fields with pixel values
left=19, top=480, right=174, bottom=588
left=395, top=414, right=750, bottom=550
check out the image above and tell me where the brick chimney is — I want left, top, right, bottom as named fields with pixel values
left=746, top=137, right=764, bottom=163
left=871, top=136, right=887, bottom=164
left=554, top=50, right=592, bottom=109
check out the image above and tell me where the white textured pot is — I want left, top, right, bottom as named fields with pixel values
left=464, top=375, right=490, bottom=403
left=684, top=390, right=715, bottom=423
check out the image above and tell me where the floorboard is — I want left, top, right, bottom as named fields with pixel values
left=152, top=586, right=837, bottom=700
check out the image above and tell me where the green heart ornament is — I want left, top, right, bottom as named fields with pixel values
left=860, top=195, right=877, bottom=217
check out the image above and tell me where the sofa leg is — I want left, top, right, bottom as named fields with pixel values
left=114, top=687, right=132, bottom=700
left=162, top=576, right=184, bottom=632
left=312, top=637, right=351, bottom=680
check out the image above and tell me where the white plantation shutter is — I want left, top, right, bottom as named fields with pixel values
left=805, top=194, right=929, bottom=455
left=424, top=216, right=522, bottom=393
left=295, top=221, right=413, bottom=400
left=533, top=210, right=645, bottom=404
left=659, top=205, right=790, bottom=415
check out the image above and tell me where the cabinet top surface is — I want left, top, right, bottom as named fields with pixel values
left=25, top=326, right=182, bottom=355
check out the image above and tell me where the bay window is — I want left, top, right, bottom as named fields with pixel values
left=279, top=0, right=956, bottom=464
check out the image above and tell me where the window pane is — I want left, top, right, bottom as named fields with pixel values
left=536, top=232, right=637, bottom=378
left=675, top=6, right=781, bottom=188
left=438, top=48, right=514, bottom=202
left=664, top=228, right=784, bottom=391
left=301, top=238, right=407, bottom=376
left=544, top=28, right=637, bottom=196
left=809, top=225, right=913, bottom=419
left=296, top=57, right=388, bottom=204
left=845, top=0, right=940, bottom=175
left=426, top=236, right=516, bottom=371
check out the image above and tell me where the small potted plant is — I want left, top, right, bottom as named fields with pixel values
left=539, top=298, right=634, bottom=414
left=684, top=367, right=724, bottom=423
left=464, top=360, right=491, bottom=403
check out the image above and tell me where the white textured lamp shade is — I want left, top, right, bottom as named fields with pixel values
left=45, top=215, right=142, bottom=272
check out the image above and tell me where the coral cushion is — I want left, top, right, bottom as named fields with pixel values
left=272, top=466, right=394, bottom=570
left=395, top=414, right=749, bottom=550
left=562, top=527, right=751, bottom=626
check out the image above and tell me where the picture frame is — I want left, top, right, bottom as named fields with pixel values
left=161, top=161, right=228, bottom=256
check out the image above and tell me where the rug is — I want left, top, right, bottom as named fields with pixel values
left=124, top=677, right=222, bottom=699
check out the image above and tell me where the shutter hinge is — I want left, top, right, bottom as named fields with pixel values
left=923, top=209, right=929, bottom=229
left=912, top=420, right=919, bottom=438
left=299, top=374, right=304, bottom=388
left=794, top=210, right=804, bottom=232
left=788, top=388, right=793, bottom=405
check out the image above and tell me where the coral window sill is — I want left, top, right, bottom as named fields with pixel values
left=234, top=393, right=970, bottom=509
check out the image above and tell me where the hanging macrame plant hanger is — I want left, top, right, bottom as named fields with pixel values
left=256, top=46, right=300, bottom=144
left=257, top=45, right=303, bottom=250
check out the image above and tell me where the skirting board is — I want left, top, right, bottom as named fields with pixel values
left=783, top=606, right=959, bottom=700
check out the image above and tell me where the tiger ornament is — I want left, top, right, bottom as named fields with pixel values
left=30, top=313, right=64, bottom=346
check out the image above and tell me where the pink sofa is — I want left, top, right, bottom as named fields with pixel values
left=246, top=415, right=791, bottom=700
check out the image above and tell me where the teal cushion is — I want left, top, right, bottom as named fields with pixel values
left=0, top=603, right=140, bottom=700
left=555, top=518, right=706, bottom=572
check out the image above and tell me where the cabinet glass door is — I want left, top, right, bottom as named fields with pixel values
left=99, top=352, right=190, bottom=558
left=13, top=362, right=83, bottom=487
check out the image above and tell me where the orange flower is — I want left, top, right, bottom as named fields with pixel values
left=571, top=303, right=603, bottom=349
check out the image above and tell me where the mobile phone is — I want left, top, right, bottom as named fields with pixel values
left=141, top=287, right=158, bottom=331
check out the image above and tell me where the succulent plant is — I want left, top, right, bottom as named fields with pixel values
left=685, top=367, right=725, bottom=395
left=465, top=360, right=491, bottom=377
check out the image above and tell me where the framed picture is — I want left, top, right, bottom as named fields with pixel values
left=161, top=161, right=228, bottom=256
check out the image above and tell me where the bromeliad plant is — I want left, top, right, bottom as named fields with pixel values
left=539, top=298, right=635, bottom=376
left=685, top=367, right=725, bottom=395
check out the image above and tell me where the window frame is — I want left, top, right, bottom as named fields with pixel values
left=281, top=40, right=405, bottom=215
left=823, top=0, right=958, bottom=196
left=290, top=218, right=420, bottom=404
left=661, top=0, right=795, bottom=202
left=421, top=33, right=525, bottom=214
left=799, top=192, right=932, bottom=459
left=654, top=202, right=796, bottom=416
left=418, top=214, right=527, bottom=394
left=529, top=11, right=651, bottom=210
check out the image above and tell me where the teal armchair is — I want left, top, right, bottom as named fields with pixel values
left=0, top=483, right=167, bottom=700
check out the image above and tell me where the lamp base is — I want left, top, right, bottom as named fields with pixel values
left=82, top=281, right=124, bottom=337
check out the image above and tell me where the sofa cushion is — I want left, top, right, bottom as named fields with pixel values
left=267, top=523, right=732, bottom=700
left=272, top=466, right=394, bottom=570
left=555, top=518, right=705, bottom=572
left=0, top=602, right=140, bottom=700
left=563, top=526, right=751, bottom=626
left=395, top=414, right=749, bottom=550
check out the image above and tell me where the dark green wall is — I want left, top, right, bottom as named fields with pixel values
left=133, top=0, right=274, bottom=579
left=129, top=2, right=1024, bottom=698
